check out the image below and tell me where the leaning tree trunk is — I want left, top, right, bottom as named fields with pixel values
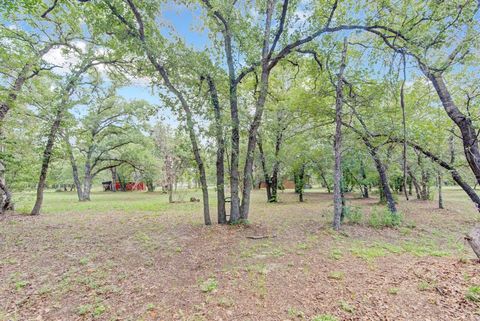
left=425, top=71, right=480, bottom=186
left=206, top=75, right=226, bottom=224
left=369, top=147, right=397, bottom=214
left=332, top=38, right=348, bottom=230
left=31, top=107, right=64, bottom=215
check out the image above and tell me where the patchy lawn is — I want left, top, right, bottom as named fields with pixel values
left=1, top=188, right=479, bottom=320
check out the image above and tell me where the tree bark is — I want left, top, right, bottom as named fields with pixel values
left=121, top=0, right=211, bottom=225
left=387, top=137, right=480, bottom=211
left=257, top=134, right=272, bottom=202
left=111, top=167, right=117, bottom=192
left=31, top=107, right=64, bottom=215
left=64, top=133, right=83, bottom=201
left=438, top=171, right=443, bottom=209
left=360, top=160, right=369, bottom=198
left=239, top=0, right=275, bottom=221
left=333, top=38, right=348, bottom=230
left=424, top=71, right=480, bottom=186
left=206, top=75, right=226, bottom=224
left=465, top=227, right=480, bottom=259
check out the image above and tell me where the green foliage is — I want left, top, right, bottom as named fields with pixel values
left=311, top=315, right=338, bottom=321
left=368, top=208, right=402, bottom=228
left=199, top=278, right=218, bottom=293
left=466, top=286, right=480, bottom=302
left=344, top=206, right=363, bottom=224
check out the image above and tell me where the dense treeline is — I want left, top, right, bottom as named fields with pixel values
left=0, top=0, right=479, bottom=238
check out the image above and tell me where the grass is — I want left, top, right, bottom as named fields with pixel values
left=466, top=286, right=480, bottom=302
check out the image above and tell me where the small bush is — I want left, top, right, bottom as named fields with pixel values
left=368, top=208, right=402, bottom=228
left=344, top=206, right=363, bottom=224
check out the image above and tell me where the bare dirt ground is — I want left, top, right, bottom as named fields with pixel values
left=1, top=189, right=479, bottom=321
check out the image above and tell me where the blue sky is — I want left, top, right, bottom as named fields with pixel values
left=118, top=2, right=209, bottom=125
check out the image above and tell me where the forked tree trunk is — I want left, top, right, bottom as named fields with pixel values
left=239, top=0, right=275, bottom=221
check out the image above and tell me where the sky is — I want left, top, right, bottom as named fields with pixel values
left=116, top=2, right=210, bottom=125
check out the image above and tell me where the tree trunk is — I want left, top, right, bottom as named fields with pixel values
left=438, top=171, right=443, bottom=209
left=31, top=107, right=64, bottom=215
left=0, top=164, right=13, bottom=213
left=206, top=75, right=226, bottom=224
left=360, top=161, right=369, bottom=198
left=333, top=38, right=348, bottom=230
left=111, top=167, right=117, bottom=192
left=425, top=71, right=480, bottom=186
left=466, top=227, right=480, bottom=260
left=400, top=55, right=409, bottom=201
left=320, top=169, right=331, bottom=193
left=257, top=134, right=273, bottom=202
left=369, top=146, right=397, bottom=213
left=64, top=133, right=83, bottom=201
left=297, top=164, right=305, bottom=202
left=239, top=0, right=275, bottom=221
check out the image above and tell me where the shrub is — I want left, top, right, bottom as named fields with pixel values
left=368, top=207, right=402, bottom=228
left=344, top=206, right=363, bottom=224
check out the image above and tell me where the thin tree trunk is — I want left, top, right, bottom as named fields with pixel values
left=206, top=75, right=226, bottom=224
left=360, top=160, right=369, bottom=198
left=31, top=107, right=64, bottom=215
left=333, top=38, right=348, bottom=230
left=257, top=134, right=272, bottom=202
left=64, top=133, right=83, bottom=201
left=319, top=169, right=331, bottom=193
left=119, top=1, right=211, bottom=225
left=296, top=164, right=305, bottom=202
left=400, top=54, right=409, bottom=201
left=111, top=167, right=117, bottom=192
left=438, top=171, right=443, bottom=209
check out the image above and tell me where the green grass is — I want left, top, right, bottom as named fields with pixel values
left=466, top=286, right=480, bottom=302
left=13, top=189, right=206, bottom=214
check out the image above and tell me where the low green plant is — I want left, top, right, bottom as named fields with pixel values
left=344, top=206, right=363, bottom=224
left=199, top=278, right=218, bottom=293
left=368, top=207, right=402, bottom=228
left=312, top=315, right=338, bottom=321
left=328, top=271, right=344, bottom=280
left=388, top=287, right=399, bottom=295
left=466, top=286, right=480, bottom=302
left=287, top=307, right=305, bottom=318
left=339, top=300, right=354, bottom=313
